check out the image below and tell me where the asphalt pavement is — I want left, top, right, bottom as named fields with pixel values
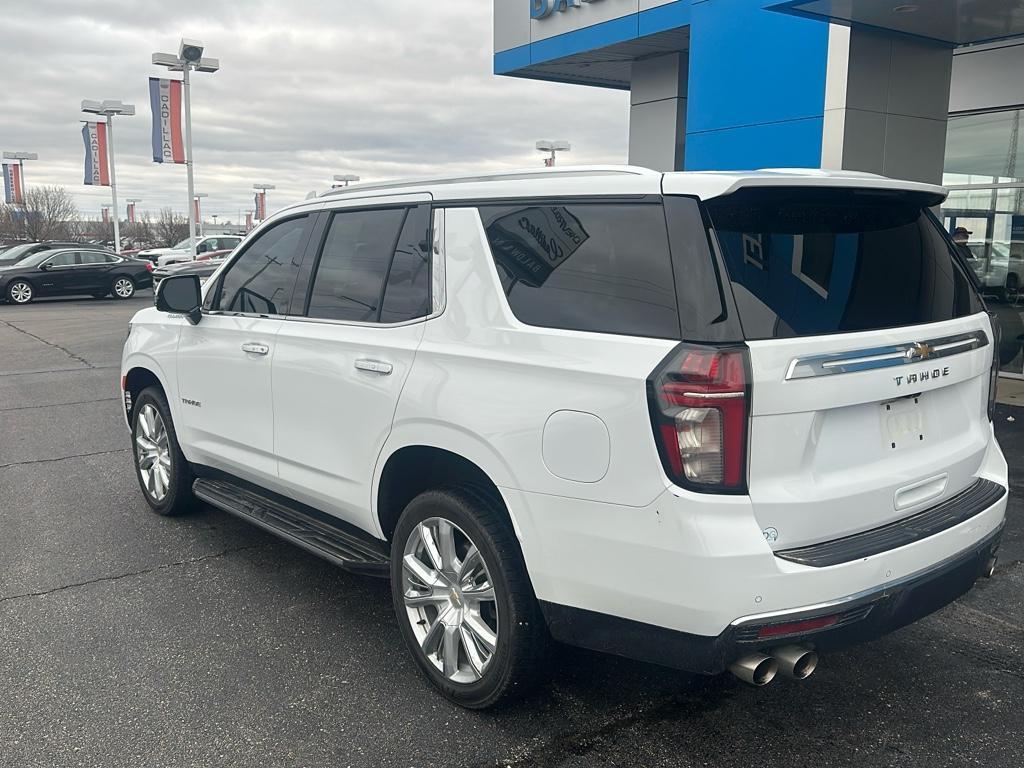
left=1, top=294, right=1022, bottom=768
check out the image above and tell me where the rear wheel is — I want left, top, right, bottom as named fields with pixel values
left=131, top=386, right=194, bottom=516
left=7, top=280, right=33, bottom=304
left=391, top=487, right=549, bottom=709
left=112, top=276, right=136, bottom=299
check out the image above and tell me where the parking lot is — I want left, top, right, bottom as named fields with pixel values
left=0, top=294, right=1021, bottom=768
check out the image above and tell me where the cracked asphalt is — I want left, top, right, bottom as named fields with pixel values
left=1, top=294, right=1022, bottom=768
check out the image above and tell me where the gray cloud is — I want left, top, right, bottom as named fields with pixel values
left=0, top=0, right=628, bottom=224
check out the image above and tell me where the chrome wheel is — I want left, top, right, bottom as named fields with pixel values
left=113, top=278, right=135, bottom=298
left=9, top=281, right=32, bottom=304
left=401, top=517, right=499, bottom=684
left=135, top=404, right=171, bottom=502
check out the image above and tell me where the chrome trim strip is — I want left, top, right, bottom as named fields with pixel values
left=785, top=330, right=988, bottom=380
left=729, top=522, right=1004, bottom=628
left=682, top=391, right=745, bottom=400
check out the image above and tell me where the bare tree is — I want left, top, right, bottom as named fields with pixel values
left=21, top=186, right=79, bottom=241
left=123, top=215, right=155, bottom=249
left=154, top=207, right=189, bottom=247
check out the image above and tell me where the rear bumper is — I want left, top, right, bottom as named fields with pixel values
left=539, top=523, right=1003, bottom=675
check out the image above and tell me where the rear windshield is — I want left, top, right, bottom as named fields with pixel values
left=706, top=188, right=983, bottom=340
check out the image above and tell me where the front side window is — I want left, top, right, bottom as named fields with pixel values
left=480, top=202, right=681, bottom=339
left=215, top=215, right=311, bottom=315
left=46, top=252, right=77, bottom=267
left=307, top=208, right=407, bottom=322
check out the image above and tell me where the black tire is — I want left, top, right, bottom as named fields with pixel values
left=390, top=486, right=550, bottom=709
left=111, top=275, right=136, bottom=300
left=130, top=386, right=195, bottom=516
left=7, top=279, right=33, bottom=305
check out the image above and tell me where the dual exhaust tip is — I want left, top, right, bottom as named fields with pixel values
left=729, top=645, right=818, bottom=686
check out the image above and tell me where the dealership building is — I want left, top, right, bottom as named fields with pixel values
left=494, top=0, right=1024, bottom=377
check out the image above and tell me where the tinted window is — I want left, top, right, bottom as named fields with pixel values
left=307, top=208, right=406, bottom=322
left=47, top=251, right=77, bottom=267
left=80, top=251, right=115, bottom=264
left=480, top=203, right=680, bottom=338
left=215, top=216, right=310, bottom=315
left=706, top=188, right=984, bottom=340
left=380, top=205, right=431, bottom=323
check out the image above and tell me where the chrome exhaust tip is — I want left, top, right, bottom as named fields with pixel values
left=984, top=556, right=998, bottom=578
left=772, top=645, right=819, bottom=680
left=728, top=653, right=778, bottom=686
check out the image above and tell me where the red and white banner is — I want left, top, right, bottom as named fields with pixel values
left=126, top=202, right=136, bottom=223
left=194, top=197, right=202, bottom=223
left=82, top=121, right=110, bottom=186
left=245, top=211, right=253, bottom=231
left=149, top=77, right=185, bottom=164
left=2, top=163, right=23, bottom=205
left=254, top=191, right=267, bottom=220
left=102, top=207, right=110, bottom=225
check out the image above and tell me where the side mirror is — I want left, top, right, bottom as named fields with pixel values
left=39, top=262, right=52, bottom=271
left=156, top=274, right=202, bottom=325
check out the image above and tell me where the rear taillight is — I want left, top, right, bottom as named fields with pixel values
left=648, top=344, right=750, bottom=493
left=988, top=312, right=1001, bottom=421
left=145, top=261, right=153, bottom=272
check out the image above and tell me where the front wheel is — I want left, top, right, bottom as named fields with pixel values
left=131, top=386, right=194, bottom=516
left=112, top=276, right=136, bottom=299
left=391, top=487, right=550, bottom=709
left=7, top=280, right=33, bottom=304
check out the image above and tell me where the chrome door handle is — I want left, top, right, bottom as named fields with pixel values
left=355, top=359, right=393, bottom=375
left=241, top=342, right=269, bottom=356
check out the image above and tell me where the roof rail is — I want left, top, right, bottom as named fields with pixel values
left=320, top=165, right=657, bottom=198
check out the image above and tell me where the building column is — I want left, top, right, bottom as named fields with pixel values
left=822, top=24, right=953, bottom=184
left=628, top=52, right=687, bottom=171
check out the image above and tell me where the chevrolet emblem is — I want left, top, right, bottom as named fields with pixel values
left=905, top=342, right=935, bottom=362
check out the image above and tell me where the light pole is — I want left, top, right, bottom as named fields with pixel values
left=2, top=151, right=38, bottom=202
left=253, top=183, right=275, bottom=221
left=536, top=140, right=571, bottom=167
left=81, top=100, right=135, bottom=253
left=193, top=192, right=208, bottom=238
left=333, top=174, right=360, bottom=189
left=152, top=39, right=219, bottom=258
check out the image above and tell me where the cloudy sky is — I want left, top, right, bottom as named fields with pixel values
left=0, top=0, right=628, bottom=224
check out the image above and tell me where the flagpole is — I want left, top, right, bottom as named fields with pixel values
left=106, top=115, right=121, bottom=253
left=182, top=63, right=196, bottom=257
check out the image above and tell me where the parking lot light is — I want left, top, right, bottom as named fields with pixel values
left=81, top=100, right=135, bottom=254
left=536, top=140, right=570, bottom=167
left=333, top=174, right=360, bottom=188
left=151, top=39, right=220, bottom=257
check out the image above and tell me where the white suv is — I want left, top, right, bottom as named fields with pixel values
left=122, top=166, right=1008, bottom=708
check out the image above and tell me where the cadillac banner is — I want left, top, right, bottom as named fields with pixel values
left=82, top=121, right=110, bottom=186
left=149, top=77, right=185, bottom=164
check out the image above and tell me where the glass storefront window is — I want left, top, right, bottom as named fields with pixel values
left=943, top=107, right=1024, bottom=377
left=944, top=108, right=1024, bottom=186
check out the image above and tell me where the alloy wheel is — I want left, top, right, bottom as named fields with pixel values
left=135, top=403, right=171, bottom=501
left=114, top=278, right=135, bottom=298
left=401, top=517, right=499, bottom=683
left=9, top=282, right=32, bottom=304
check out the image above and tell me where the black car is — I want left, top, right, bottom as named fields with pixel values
left=0, top=247, right=152, bottom=305
left=0, top=241, right=102, bottom=268
left=151, top=256, right=226, bottom=290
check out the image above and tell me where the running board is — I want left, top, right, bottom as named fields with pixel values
left=192, top=478, right=390, bottom=577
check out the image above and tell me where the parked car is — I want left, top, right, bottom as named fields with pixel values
left=0, top=241, right=96, bottom=268
left=137, top=236, right=243, bottom=267
left=1, top=247, right=151, bottom=304
left=122, top=167, right=1007, bottom=709
left=151, top=256, right=226, bottom=290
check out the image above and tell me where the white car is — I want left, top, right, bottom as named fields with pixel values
left=121, top=166, right=1007, bottom=708
left=137, top=235, right=242, bottom=268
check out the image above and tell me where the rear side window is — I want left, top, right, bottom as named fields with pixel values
left=215, top=215, right=311, bottom=315
left=480, top=202, right=680, bottom=339
left=380, top=205, right=431, bottom=323
left=307, top=208, right=407, bottom=322
left=706, top=188, right=984, bottom=340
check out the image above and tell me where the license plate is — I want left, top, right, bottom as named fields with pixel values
left=881, top=395, right=925, bottom=451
